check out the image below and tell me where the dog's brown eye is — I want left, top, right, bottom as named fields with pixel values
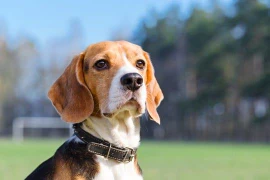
left=136, top=60, right=145, bottom=69
left=94, top=60, right=109, bottom=70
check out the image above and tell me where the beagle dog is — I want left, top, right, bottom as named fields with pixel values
left=26, top=41, right=163, bottom=180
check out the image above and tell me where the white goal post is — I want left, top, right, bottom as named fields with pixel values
left=12, top=117, right=73, bottom=141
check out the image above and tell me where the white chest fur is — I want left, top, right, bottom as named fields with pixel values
left=82, top=115, right=140, bottom=149
left=93, top=156, right=143, bottom=180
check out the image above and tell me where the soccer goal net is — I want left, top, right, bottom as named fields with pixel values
left=12, top=117, right=73, bottom=141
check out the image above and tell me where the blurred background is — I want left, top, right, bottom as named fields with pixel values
left=0, top=0, right=270, bottom=179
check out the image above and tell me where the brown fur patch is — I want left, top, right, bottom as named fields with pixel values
left=26, top=140, right=100, bottom=180
left=53, top=154, right=71, bottom=180
left=144, top=52, right=164, bottom=124
left=134, top=155, right=143, bottom=175
left=60, top=141, right=100, bottom=179
left=48, top=54, right=94, bottom=123
left=84, top=61, right=89, bottom=73
left=75, top=176, right=87, bottom=180
left=53, top=141, right=100, bottom=179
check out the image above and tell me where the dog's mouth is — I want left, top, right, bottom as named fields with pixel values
left=103, top=97, right=144, bottom=118
left=127, top=97, right=138, bottom=103
left=122, top=96, right=141, bottom=107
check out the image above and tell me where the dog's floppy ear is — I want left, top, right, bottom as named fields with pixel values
left=48, top=53, right=94, bottom=123
left=144, top=52, right=164, bottom=124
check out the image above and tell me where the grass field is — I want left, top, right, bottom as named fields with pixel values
left=0, top=140, right=270, bottom=180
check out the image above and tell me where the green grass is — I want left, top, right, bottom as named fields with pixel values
left=0, top=140, right=270, bottom=180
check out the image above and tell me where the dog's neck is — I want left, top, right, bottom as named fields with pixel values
left=82, top=113, right=141, bottom=149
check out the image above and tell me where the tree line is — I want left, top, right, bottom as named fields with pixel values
left=0, top=0, right=269, bottom=141
left=134, top=0, right=270, bottom=141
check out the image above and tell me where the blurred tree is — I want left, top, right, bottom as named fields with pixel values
left=0, top=35, right=40, bottom=133
left=0, top=20, right=86, bottom=134
left=0, top=0, right=269, bottom=141
left=133, top=0, right=270, bottom=140
left=185, top=8, right=228, bottom=109
left=134, top=5, right=182, bottom=58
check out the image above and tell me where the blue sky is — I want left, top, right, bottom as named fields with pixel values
left=0, top=0, right=234, bottom=47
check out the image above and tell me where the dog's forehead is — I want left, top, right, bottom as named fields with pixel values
left=84, top=41, right=144, bottom=59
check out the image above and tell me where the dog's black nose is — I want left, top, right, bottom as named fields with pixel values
left=120, top=73, right=143, bottom=91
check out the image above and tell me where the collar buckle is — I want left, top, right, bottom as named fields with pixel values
left=122, top=147, right=136, bottom=163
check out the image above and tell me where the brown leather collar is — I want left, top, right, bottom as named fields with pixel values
left=73, top=123, right=136, bottom=163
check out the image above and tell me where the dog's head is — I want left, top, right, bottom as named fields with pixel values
left=48, top=41, right=163, bottom=124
